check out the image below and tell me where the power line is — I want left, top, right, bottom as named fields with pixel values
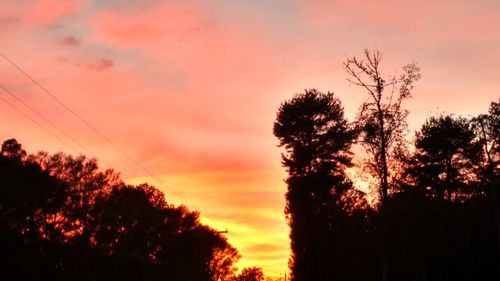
left=0, top=52, right=206, bottom=215
left=1, top=84, right=93, bottom=157
left=0, top=83, right=125, bottom=179
left=0, top=80, right=198, bottom=217
left=0, top=86, right=79, bottom=154
left=0, top=52, right=232, bottom=266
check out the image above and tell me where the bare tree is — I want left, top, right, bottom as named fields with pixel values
left=344, top=49, right=420, bottom=201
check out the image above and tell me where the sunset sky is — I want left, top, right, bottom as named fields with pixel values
left=1, top=0, right=499, bottom=277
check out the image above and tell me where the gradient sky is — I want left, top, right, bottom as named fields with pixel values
left=1, top=0, right=499, bottom=277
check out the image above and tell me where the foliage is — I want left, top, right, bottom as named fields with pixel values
left=473, top=100, right=500, bottom=177
left=274, top=85, right=499, bottom=280
left=274, top=89, right=368, bottom=281
left=0, top=139, right=239, bottom=281
left=233, top=267, right=265, bottom=281
left=406, top=115, right=483, bottom=201
left=273, top=89, right=356, bottom=177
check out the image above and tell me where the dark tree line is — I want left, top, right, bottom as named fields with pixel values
left=0, top=139, right=263, bottom=281
left=274, top=49, right=500, bottom=281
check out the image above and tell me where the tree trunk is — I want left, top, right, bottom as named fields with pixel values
left=377, top=96, right=389, bottom=281
left=377, top=102, right=389, bottom=202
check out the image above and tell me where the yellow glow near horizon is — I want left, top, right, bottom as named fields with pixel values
left=127, top=170, right=290, bottom=277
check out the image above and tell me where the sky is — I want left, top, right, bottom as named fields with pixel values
left=0, top=0, right=499, bottom=278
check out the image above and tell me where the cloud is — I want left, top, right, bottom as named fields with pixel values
left=96, top=58, right=114, bottom=70
left=245, top=243, right=287, bottom=254
left=60, top=35, right=81, bottom=46
left=90, top=6, right=204, bottom=48
left=55, top=55, right=70, bottom=63
left=78, top=58, right=114, bottom=71
left=25, top=0, right=82, bottom=26
left=55, top=56, right=113, bottom=72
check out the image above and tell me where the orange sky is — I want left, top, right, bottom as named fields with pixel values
left=0, top=0, right=499, bottom=278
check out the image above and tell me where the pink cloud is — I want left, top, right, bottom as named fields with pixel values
left=80, top=58, right=114, bottom=71
left=80, top=3, right=300, bottom=176
left=25, top=0, right=83, bottom=26
left=59, top=35, right=82, bottom=46
left=128, top=135, right=269, bottom=175
left=91, top=6, right=204, bottom=48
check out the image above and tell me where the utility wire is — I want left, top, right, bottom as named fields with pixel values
left=0, top=86, right=79, bottom=154
left=0, top=58, right=230, bottom=266
left=0, top=83, right=229, bottom=271
left=0, top=83, right=164, bottom=191
left=0, top=83, right=124, bottom=179
left=0, top=80, right=197, bottom=216
left=0, top=52, right=206, bottom=215
left=1, top=84, right=93, bottom=157
left=0, top=82, right=215, bottom=236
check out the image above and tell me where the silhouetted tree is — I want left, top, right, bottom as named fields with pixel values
left=378, top=186, right=500, bottom=281
left=1, top=138, right=26, bottom=159
left=0, top=139, right=242, bottom=281
left=273, top=88, right=500, bottom=280
left=344, top=49, right=421, bottom=201
left=273, top=89, right=356, bottom=177
left=209, top=237, right=240, bottom=281
left=0, top=140, right=70, bottom=280
left=233, top=267, right=264, bottom=281
left=472, top=100, right=500, bottom=252
left=394, top=110, right=499, bottom=280
left=274, top=89, right=361, bottom=281
left=23, top=151, right=121, bottom=243
left=473, top=101, right=500, bottom=173
left=407, top=115, right=482, bottom=201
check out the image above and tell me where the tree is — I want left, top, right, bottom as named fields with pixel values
left=207, top=231, right=240, bottom=281
left=233, top=267, right=264, bottom=281
left=0, top=139, right=64, bottom=241
left=27, top=152, right=121, bottom=242
left=0, top=139, right=242, bottom=281
left=1, top=138, right=26, bottom=159
left=344, top=49, right=421, bottom=201
left=408, top=115, right=482, bottom=201
left=273, top=89, right=358, bottom=281
left=472, top=100, right=500, bottom=252
left=273, top=89, right=356, bottom=178
left=473, top=100, right=500, bottom=178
